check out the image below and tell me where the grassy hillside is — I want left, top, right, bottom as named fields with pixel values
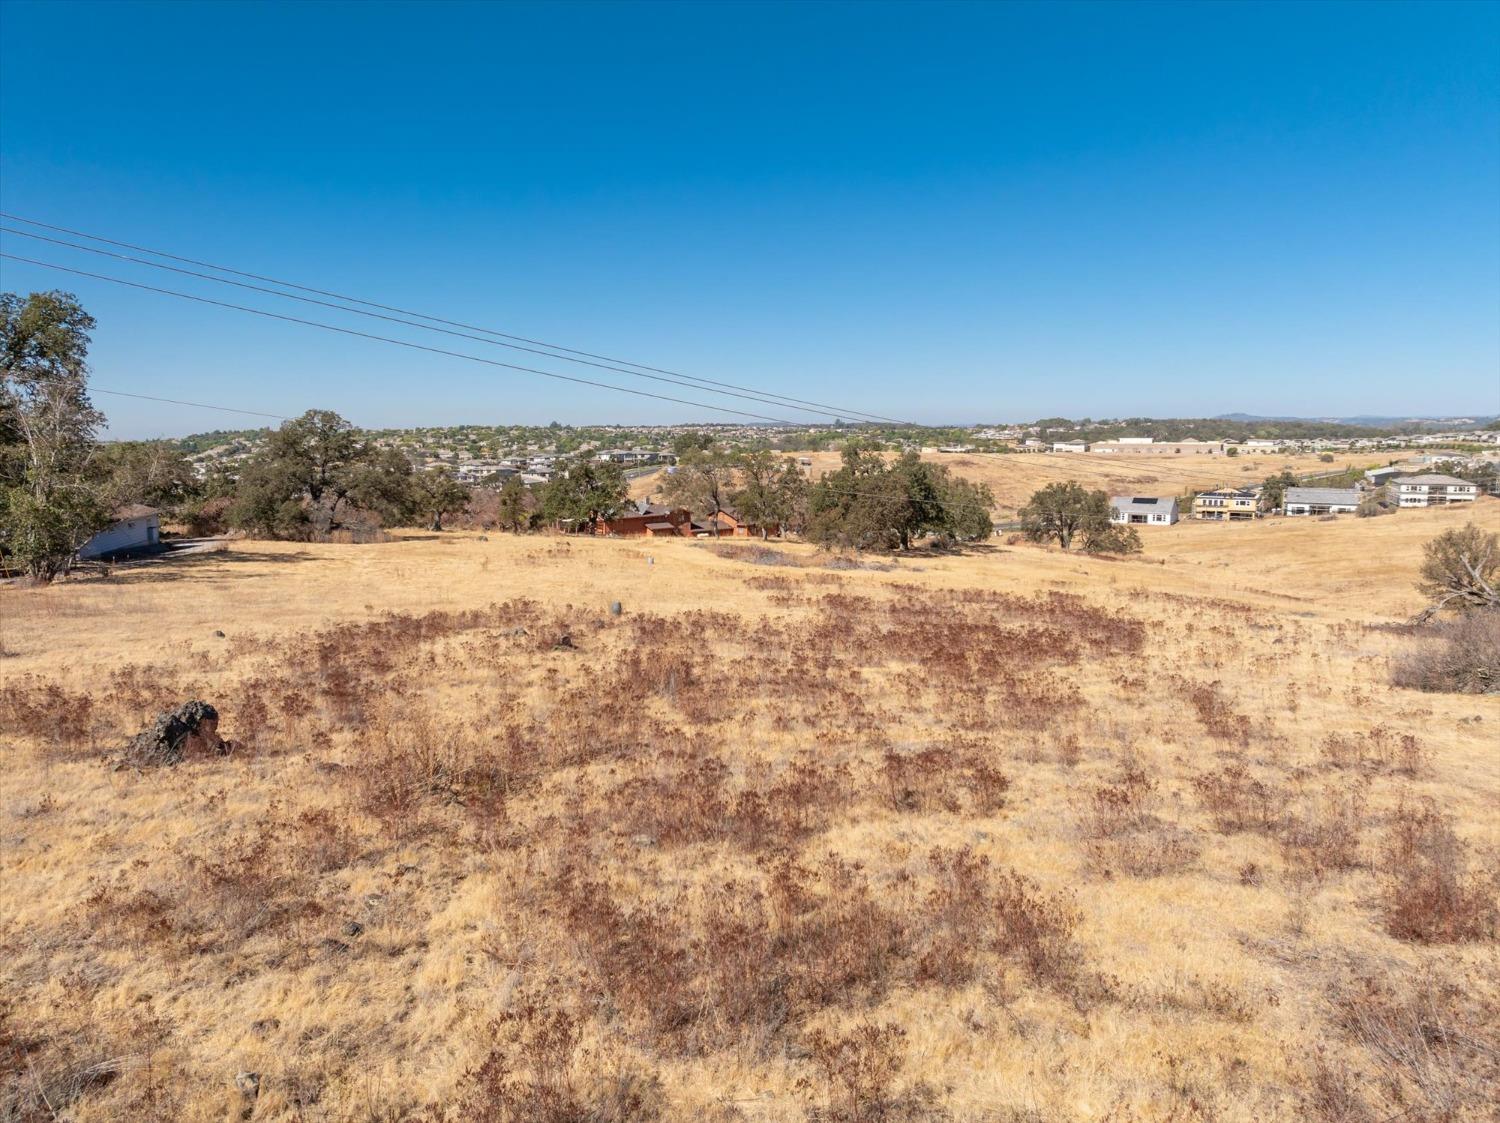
left=630, top=450, right=1398, bottom=518
left=2, top=501, right=1497, bottom=1121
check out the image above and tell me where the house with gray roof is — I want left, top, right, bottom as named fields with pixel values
left=1283, top=487, right=1359, bottom=516
left=1109, top=495, right=1178, bottom=525
left=1392, top=474, right=1479, bottom=507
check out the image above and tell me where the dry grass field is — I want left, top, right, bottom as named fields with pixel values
left=2, top=501, right=1498, bottom=1122
left=630, top=450, right=1402, bottom=518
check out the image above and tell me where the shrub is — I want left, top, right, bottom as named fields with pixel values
left=1191, top=764, right=1288, bottom=834
left=1380, top=799, right=1497, bottom=944
left=805, top=1020, right=922, bottom=1123
left=1278, top=779, right=1367, bottom=873
left=1391, top=609, right=1500, bottom=694
left=1328, top=971, right=1500, bottom=1121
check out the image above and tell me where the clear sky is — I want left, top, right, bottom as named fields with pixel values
left=1, top=0, right=1497, bottom=437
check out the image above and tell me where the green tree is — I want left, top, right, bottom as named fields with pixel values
left=807, top=447, right=993, bottom=550
left=495, top=475, right=532, bottom=533
left=662, top=446, right=738, bottom=531
left=1261, top=470, right=1298, bottom=512
left=228, top=410, right=402, bottom=538
left=541, top=457, right=628, bottom=533
left=1018, top=482, right=1108, bottom=550
left=94, top=440, right=199, bottom=513
left=1081, top=521, right=1143, bottom=555
left=0, top=291, right=108, bottom=580
left=728, top=449, right=810, bottom=538
left=670, top=430, right=714, bottom=457
left=409, top=468, right=470, bottom=531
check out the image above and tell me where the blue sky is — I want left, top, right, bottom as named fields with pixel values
left=1, top=0, right=1497, bottom=437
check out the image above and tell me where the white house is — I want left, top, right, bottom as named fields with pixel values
left=1392, top=475, right=1479, bottom=507
left=1051, top=441, right=1090, bottom=453
left=79, top=505, right=161, bottom=559
left=1109, top=496, right=1179, bottom=525
left=1283, top=487, right=1359, bottom=516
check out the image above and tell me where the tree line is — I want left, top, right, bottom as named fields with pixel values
left=3, top=290, right=1011, bottom=580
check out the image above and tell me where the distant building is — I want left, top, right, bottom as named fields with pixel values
left=1392, top=475, right=1480, bottom=507
left=1364, top=465, right=1405, bottom=485
left=1283, top=487, right=1359, bottom=516
left=1242, top=439, right=1281, bottom=452
left=1109, top=496, right=1179, bottom=525
left=1092, top=439, right=1224, bottom=455
left=1051, top=441, right=1091, bottom=453
left=1192, top=486, right=1262, bottom=521
left=594, top=501, right=775, bottom=539
left=79, top=505, right=161, bottom=559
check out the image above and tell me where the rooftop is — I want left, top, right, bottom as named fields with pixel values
left=1284, top=487, right=1360, bottom=505
left=1394, top=474, right=1471, bottom=486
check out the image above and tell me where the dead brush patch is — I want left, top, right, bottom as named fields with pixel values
left=805, top=1019, right=945, bottom=1123
left=1192, top=762, right=1291, bottom=835
left=881, top=746, right=1009, bottom=816
left=1379, top=798, right=1498, bottom=944
left=0, top=676, right=104, bottom=760
left=1277, top=778, right=1368, bottom=874
left=553, top=848, right=1082, bottom=1054
left=1319, top=726, right=1428, bottom=776
left=428, top=999, right=665, bottom=1123
left=1079, top=761, right=1199, bottom=879
left=1311, top=968, right=1500, bottom=1123
left=604, top=751, right=852, bottom=852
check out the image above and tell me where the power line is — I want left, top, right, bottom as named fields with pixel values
left=2, top=225, right=879, bottom=425
left=0, top=211, right=919, bottom=427
left=0, top=252, right=816, bottom=426
left=90, top=389, right=287, bottom=420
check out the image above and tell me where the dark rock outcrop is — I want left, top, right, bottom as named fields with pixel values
left=124, top=701, right=231, bottom=765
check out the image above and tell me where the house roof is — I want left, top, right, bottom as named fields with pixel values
left=1284, top=487, right=1359, bottom=505
left=113, top=504, right=160, bottom=521
left=1394, top=474, right=1470, bottom=486
left=1196, top=487, right=1260, bottom=498
left=644, top=521, right=677, bottom=531
left=1109, top=495, right=1173, bottom=509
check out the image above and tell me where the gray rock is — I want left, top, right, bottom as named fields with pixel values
left=235, top=1071, right=260, bottom=1097
left=341, top=920, right=364, bottom=938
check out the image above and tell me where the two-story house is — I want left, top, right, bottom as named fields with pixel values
left=1391, top=474, right=1479, bottom=507
left=1192, top=486, right=1262, bottom=521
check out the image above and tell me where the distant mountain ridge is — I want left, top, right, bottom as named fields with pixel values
left=1214, top=412, right=1495, bottom=428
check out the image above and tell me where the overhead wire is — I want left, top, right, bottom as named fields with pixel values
left=0, top=211, right=919, bottom=426
left=0, top=252, right=814, bottom=425
left=1, top=225, right=885, bottom=424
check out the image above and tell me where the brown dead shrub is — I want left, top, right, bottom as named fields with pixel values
left=1322, top=969, right=1500, bottom=1122
left=1320, top=727, right=1427, bottom=776
left=1380, top=799, right=1497, bottom=944
left=1278, top=779, right=1367, bottom=873
left=805, top=1020, right=945, bottom=1123
left=1191, top=763, right=1289, bottom=834
left=1391, top=609, right=1500, bottom=694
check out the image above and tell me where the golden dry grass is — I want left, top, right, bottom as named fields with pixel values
left=2, top=500, right=1497, bottom=1122
left=630, top=449, right=1400, bottom=518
